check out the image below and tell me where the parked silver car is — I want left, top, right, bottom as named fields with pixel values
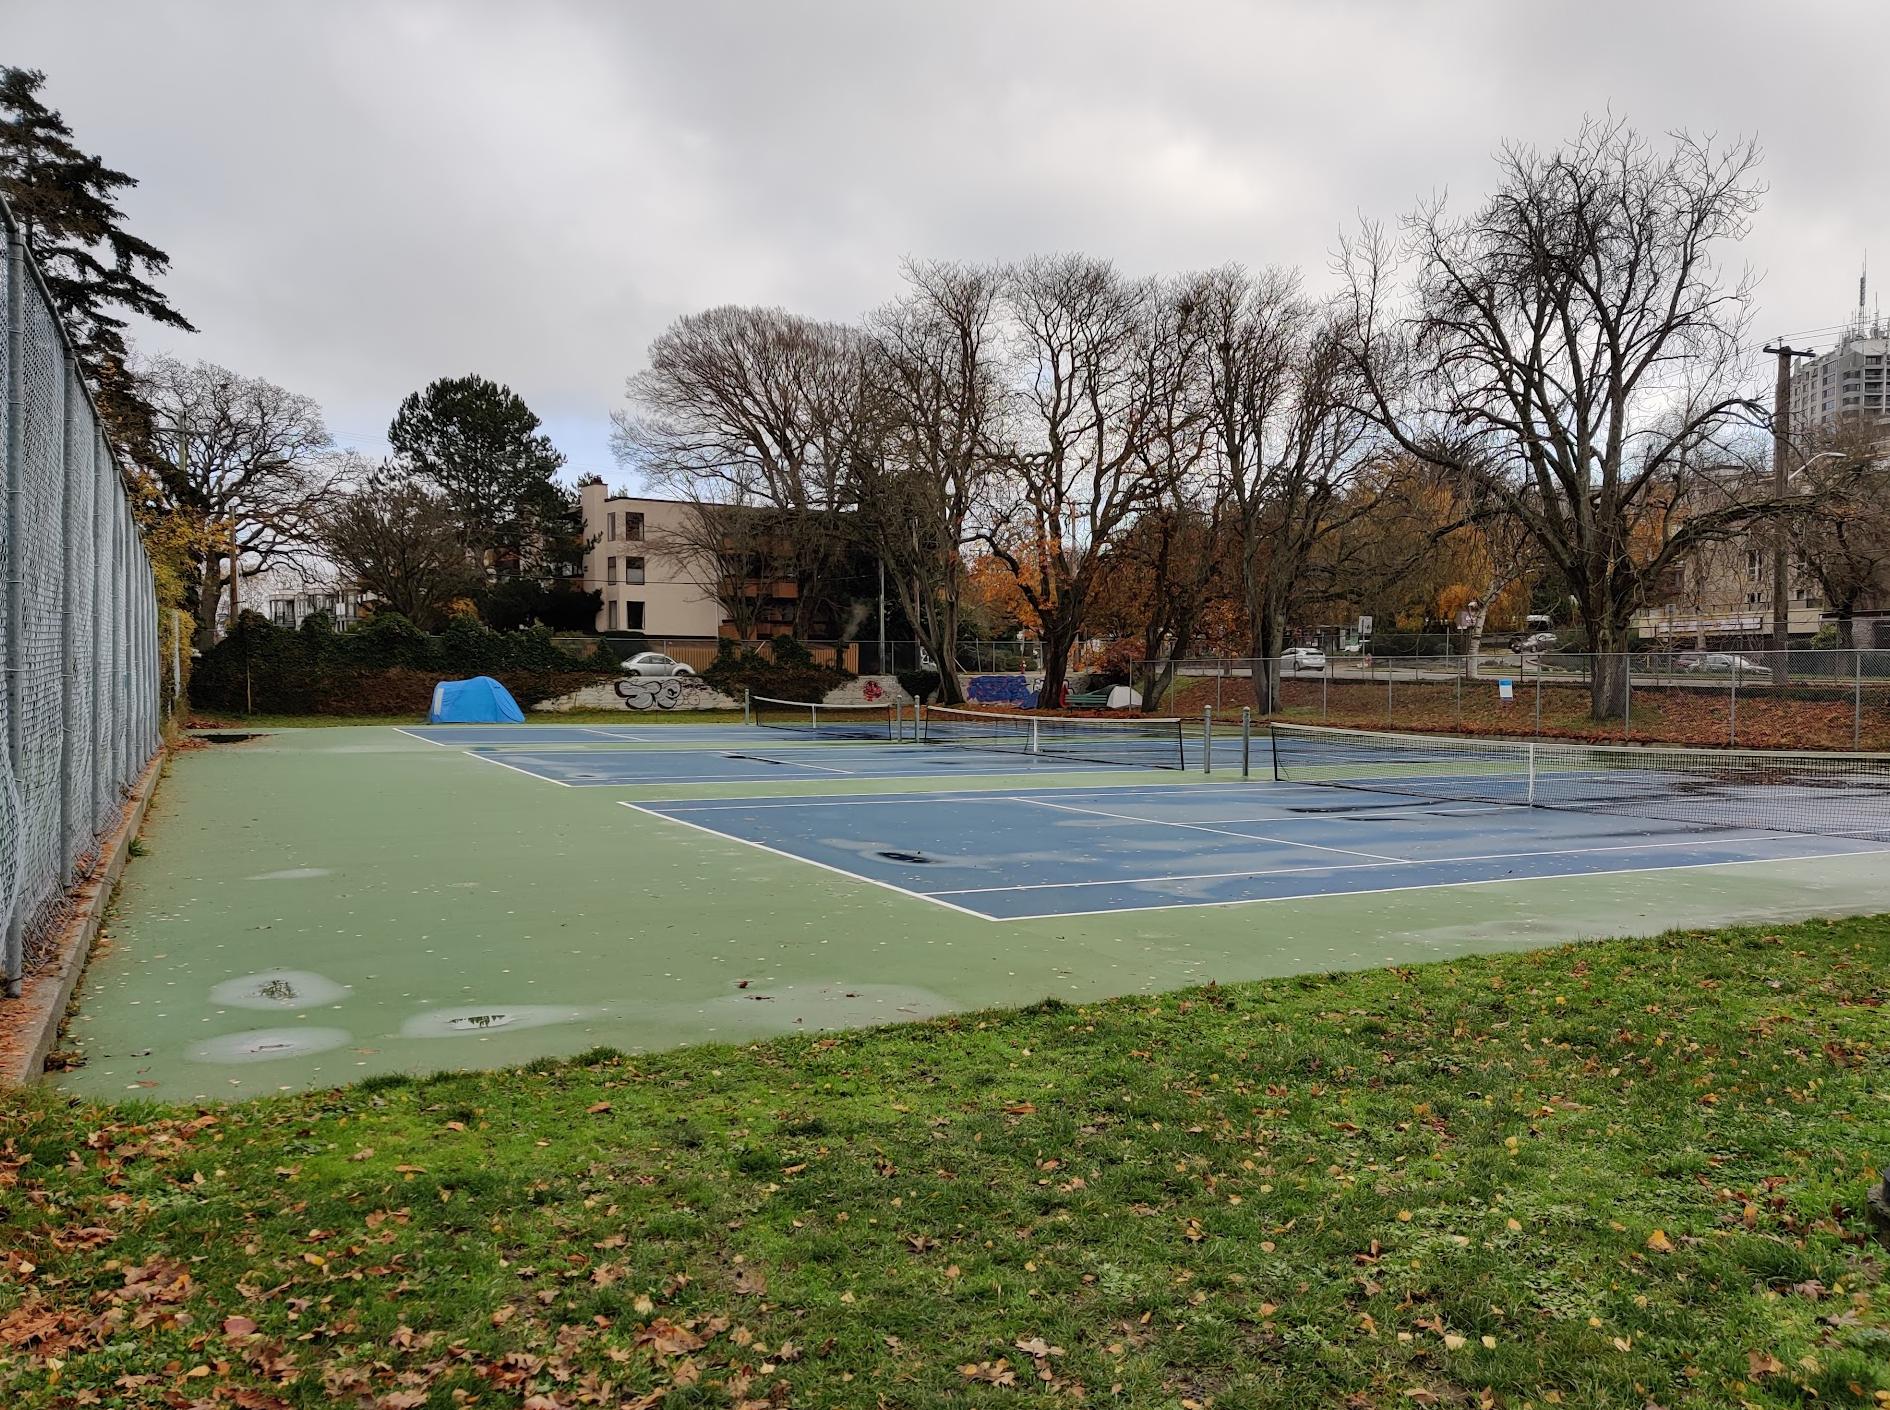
left=619, top=651, right=696, bottom=677
left=1508, top=631, right=1558, bottom=654
left=1677, top=652, right=1771, bottom=676
left=1280, top=646, right=1328, bottom=673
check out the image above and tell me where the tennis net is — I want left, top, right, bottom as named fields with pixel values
left=1270, top=722, right=1890, bottom=841
left=922, top=706, right=1188, bottom=770
left=752, top=695, right=900, bottom=741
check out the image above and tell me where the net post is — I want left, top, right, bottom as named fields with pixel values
left=743, top=688, right=752, bottom=726
left=1270, top=721, right=1282, bottom=780
left=1526, top=742, right=1536, bottom=806
left=1202, top=706, right=1212, bottom=775
left=1240, top=707, right=1251, bottom=779
left=1029, top=717, right=1040, bottom=756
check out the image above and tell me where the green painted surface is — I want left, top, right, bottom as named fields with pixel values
left=56, top=726, right=1890, bottom=1101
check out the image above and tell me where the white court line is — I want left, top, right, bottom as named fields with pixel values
left=580, top=726, right=656, bottom=741
left=984, top=846, right=1890, bottom=922
left=463, top=749, right=579, bottom=788
left=394, top=726, right=456, bottom=748
left=617, top=801, right=997, bottom=922
left=1014, top=795, right=1407, bottom=863
left=925, top=831, right=1789, bottom=895
left=650, top=785, right=1530, bottom=813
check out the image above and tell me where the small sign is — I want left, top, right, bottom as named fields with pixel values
left=1497, top=678, right=1514, bottom=703
left=1357, top=614, right=1374, bottom=637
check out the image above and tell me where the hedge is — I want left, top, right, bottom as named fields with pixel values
left=190, top=611, right=614, bottom=715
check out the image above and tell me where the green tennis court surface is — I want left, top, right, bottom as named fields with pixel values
left=57, top=724, right=1890, bottom=1100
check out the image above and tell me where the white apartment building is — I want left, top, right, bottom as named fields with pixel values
left=578, top=481, right=722, bottom=636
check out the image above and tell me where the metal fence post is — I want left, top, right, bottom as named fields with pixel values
left=2, top=230, right=24, bottom=996
left=1623, top=654, right=1632, bottom=738
left=1728, top=662, right=1738, bottom=746
left=1202, top=706, right=1212, bottom=775
left=1855, top=648, right=1863, bottom=749
left=1533, top=666, right=1541, bottom=737
left=1321, top=669, right=1328, bottom=721
left=1241, top=706, right=1251, bottom=779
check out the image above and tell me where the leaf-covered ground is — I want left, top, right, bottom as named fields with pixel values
left=4, top=916, right=1887, bottom=1409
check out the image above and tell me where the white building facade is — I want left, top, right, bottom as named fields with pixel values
left=578, top=481, right=722, bottom=637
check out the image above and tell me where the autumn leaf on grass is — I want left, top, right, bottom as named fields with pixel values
left=586, top=1101, right=613, bottom=1115
left=732, top=1267, right=767, bottom=1296
left=1645, top=1229, right=1675, bottom=1253
left=1749, top=1350, right=1785, bottom=1377
left=221, top=1314, right=259, bottom=1338
left=960, top=1358, right=1018, bottom=1386
left=636, top=1318, right=707, bottom=1358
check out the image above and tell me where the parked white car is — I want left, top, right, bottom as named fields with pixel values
left=620, top=651, right=696, bottom=677
left=1509, top=631, right=1559, bottom=654
left=1280, top=647, right=1328, bottom=673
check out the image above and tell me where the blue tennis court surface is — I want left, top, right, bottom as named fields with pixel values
left=408, top=719, right=1890, bottom=923
left=626, top=782, right=1889, bottom=921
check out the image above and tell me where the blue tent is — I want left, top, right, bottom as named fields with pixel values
left=428, top=675, right=525, bottom=724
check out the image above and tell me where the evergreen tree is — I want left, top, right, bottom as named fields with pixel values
left=0, top=66, right=195, bottom=462
left=386, top=374, right=570, bottom=578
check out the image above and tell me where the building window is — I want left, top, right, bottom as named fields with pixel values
left=623, top=601, right=645, bottom=631
left=270, top=598, right=295, bottom=627
left=624, top=512, right=644, bottom=542
left=337, top=591, right=361, bottom=624
left=1744, top=550, right=1761, bottom=581
left=607, top=556, right=617, bottom=585
left=608, top=600, right=618, bottom=630
left=608, top=512, right=617, bottom=541
left=624, top=556, right=645, bottom=584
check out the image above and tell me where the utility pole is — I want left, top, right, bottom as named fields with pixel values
left=1761, top=340, right=1815, bottom=680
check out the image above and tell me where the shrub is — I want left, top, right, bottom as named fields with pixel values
left=704, top=638, right=850, bottom=705
left=897, top=668, right=942, bottom=704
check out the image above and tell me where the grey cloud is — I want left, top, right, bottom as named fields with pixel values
left=9, top=0, right=1882, bottom=474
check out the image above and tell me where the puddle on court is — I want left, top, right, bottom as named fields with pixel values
left=245, top=867, right=334, bottom=881
left=188, top=1027, right=353, bottom=1063
left=701, top=982, right=955, bottom=1029
left=401, top=1004, right=597, bottom=1038
left=210, top=969, right=352, bottom=1009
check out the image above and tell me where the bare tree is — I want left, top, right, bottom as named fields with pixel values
left=315, top=457, right=483, bottom=629
left=614, top=306, right=858, bottom=638
left=1339, top=117, right=1777, bottom=716
left=1791, top=425, right=1890, bottom=649
left=1184, top=265, right=1382, bottom=709
left=854, top=261, right=1004, bottom=702
left=976, top=255, right=1169, bottom=706
left=140, top=355, right=338, bottom=648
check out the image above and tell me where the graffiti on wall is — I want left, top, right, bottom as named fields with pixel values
left=612, top=677, right=730, bottom=711
left=966, top=674, right=1039, bottom=707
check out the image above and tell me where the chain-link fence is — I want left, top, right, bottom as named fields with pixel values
left=1144, top=648, right=1890, bottom=752
left=2, top=199, right=163, bottom=997
left=547, top=634, right=1044, bottom=677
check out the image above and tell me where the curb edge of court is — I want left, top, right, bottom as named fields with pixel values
left=1, top=751, right=165, bottom=1088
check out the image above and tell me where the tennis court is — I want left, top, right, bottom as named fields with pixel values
left=58, top=709, right=1890, bottom=1100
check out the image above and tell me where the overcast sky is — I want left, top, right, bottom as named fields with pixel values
left=9, top=1, right=1886, bottom=483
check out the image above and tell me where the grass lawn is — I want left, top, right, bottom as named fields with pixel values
left=3, top=916, right=1887, bottom=1409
